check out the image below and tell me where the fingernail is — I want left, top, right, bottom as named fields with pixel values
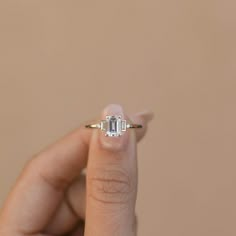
left=99, top=104, right=128, bottom=151
left=134, top=110, right=154, bottom=122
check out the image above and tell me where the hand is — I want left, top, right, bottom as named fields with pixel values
left=0, top=104, right=153, bottom=236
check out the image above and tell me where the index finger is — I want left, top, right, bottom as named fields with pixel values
left=0, top=125, right=90, bottom=235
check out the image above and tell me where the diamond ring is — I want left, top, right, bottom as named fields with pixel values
left=85, top=115, right=142, bottom=137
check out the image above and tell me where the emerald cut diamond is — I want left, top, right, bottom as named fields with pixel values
left=102, top=115, right=126, bottom=137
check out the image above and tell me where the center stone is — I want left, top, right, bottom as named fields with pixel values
left=101, top=115, right=126, bottom=137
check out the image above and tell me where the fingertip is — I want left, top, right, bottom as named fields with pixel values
left=134, top=110, right=155, bottom=122
left=129, top=110, right=154, bottom=142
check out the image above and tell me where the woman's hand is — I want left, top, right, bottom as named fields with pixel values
left=0, top=104, right=153, bottom=236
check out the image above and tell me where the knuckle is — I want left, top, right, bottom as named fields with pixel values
left=88, top=168, right=135, bottom=205
left=39, top=171, right=69, bottom=192
left=26, top=156, right=69, bottom=192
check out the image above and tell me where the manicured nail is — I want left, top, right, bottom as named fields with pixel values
left=134, top=110, right=154, bottom=122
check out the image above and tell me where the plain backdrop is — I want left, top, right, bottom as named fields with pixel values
left=0, top=1, right=236, bottom=235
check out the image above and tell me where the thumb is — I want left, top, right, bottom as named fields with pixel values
left=85, top=104, right=138, bottom=236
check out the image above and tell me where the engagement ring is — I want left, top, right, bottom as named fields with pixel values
left=85, top=115, right=142, bottom=137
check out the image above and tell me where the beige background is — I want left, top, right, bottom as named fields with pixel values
left=0, top=1, right=236, bottom=235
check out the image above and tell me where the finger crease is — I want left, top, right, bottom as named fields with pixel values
left=65, top=191, right=80, bottom=220
left=39, top=172, right=69, bottom=193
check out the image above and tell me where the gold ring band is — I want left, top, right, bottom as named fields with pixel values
left=126, top=124, right=143, bottom=129
left=85, top=124, right=101, bottom=129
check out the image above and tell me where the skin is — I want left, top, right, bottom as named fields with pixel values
left=0, top=104, right=153, bottom=236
